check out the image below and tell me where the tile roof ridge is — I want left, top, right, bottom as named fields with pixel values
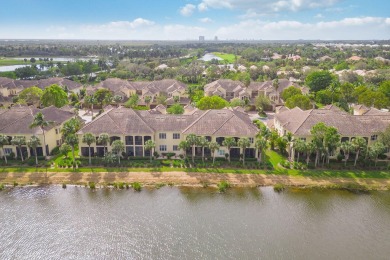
left=106, top=108, right=126, bottom=135
left=182, top=109, right=211, bottom=133
left=211, top=112, right=236, bottom=135
left=77, top=107, right=114, bottom=134
left=293, top=109, right=313, bottom=134
left=133, top=109, right=156, bottom=132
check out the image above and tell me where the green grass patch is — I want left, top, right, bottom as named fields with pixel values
left=212, top=52, right=238, bottom=63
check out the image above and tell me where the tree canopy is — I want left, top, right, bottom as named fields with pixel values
left=167, top=103, right=184, bottom=114
left=40, top=84, right=68, bottom=108
left=281, top=86, right=302, bottom=101
left=17, top=86, right=43, bottom=106
left=285, top=94, right=311, bottom=110
left=305, top=71, right=334, bottom=92
left=197, top=95, right=228, bottom=110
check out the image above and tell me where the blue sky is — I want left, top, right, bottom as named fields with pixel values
left=0, top=0, right=389, bottom=40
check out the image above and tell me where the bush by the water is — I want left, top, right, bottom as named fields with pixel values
left=132, top=182, right=142, bottom=191
left=89, top=182, right=96, bottom=189
left=274, top=184, right=285, bottom=192
left=217, top=181, right=231, bottom=192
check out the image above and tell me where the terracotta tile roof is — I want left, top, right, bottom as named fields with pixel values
left=0, top=105, right=74, bottom=135
left=275, top=106, right=390, bottom=137
left=0, top=77, right=82, bottom=91
left=77, top=107, right=258, bottom=137
left=204, top=79, right=244, bottom=92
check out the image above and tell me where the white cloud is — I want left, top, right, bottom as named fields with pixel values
left=199, top=0, right=342, bottom=14
left=180, top=4, right=196, bottom=16
left=215, top=17, right=390, bottom=40
left=315, top=13, right=324, bottom=18
left=198, top=3, right=208, bottom=12
left=199, top=17, right=213, bottom=23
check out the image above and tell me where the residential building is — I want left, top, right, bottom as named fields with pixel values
left=273, top=105, right=390, bottom=148
left=0, top=105, right=75, bottom=158
left=77, top=106, right=259, bottom=159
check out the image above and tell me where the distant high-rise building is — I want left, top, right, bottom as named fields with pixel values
left=214, top=36, right=218, bottom=41
left=199, top=36, right=205, bottom=41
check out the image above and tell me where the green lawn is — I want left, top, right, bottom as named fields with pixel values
left=212, top=52, right=238, bottom=63
left=1, top=149, right=389, bottom=179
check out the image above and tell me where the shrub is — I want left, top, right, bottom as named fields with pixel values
left=274, top=183, right=285, bottom=192
left=50, top=146, right=60, bottom=156
left=217, top=181, right=231, bottom=192
left=89, top=182, right=96, bottom=189
left=62, top=183, right=67, bottom=189
left=0, top=183, right=5, bottom=190
left=13, top=181, right=18, bottom=187
left=155, top=183, right=166, bottom=189
left=132, top=182, right=142, bottom=191
left=117, top=182, right=126, bottom=189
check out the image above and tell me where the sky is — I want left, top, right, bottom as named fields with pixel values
left=0, top=0, right=389, bottom=40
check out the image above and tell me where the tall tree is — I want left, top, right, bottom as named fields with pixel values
left=352, top=137, right=367, bottom=167
left=82, top=133, right=95, bottom=165
left=197, top=96, right=228, bottom=110
left=111, top=140, right=125, bottom=164
left=144, top=140, right=155, bottom=163
left=197, top=136, right=209, bottom=162
left=144, top=96, right=152, bottom=108
left=98, top=133, right=110, bottom=156
left=11, top=136, right=26, bottom=162
left=93, top=89, right=113, bottom=108
left=310, top=122, right=328, bottom=168
left=324, top=126, right=340, bottom=164
left=186, top=134, right=199, bottom=163
left=340, top=141, right=353, bottom=166
left=284, top=132, right=294, bottom=161
left=17, top=86, right=43, bottom=106
left=41, top=84, right=68, bottom=108
left=208, top=141, right=220, bottom=165
left=30, top=112, right=53, bottom=157
left=178, top=140, right=189, bottom=157
left=61, top=118, right=81, bottom=139
left=27, top=135, right=41, bottom=165
left=272, top=78, right=279, bottom=103
left=305, top=70, right=334, bottom=92
left=255, top=137, right=267, bottom=163
left=237, top=138, right=251, bottom=166
left=222, top=137, right=236, bottom=163
left=0, top=135, right=9, bottom=164
left=65, top=134, right=79, bottom=169
left=293, top=139, right=306, bottom=163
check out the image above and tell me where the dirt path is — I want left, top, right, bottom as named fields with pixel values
left=1, top=171, right=389, bottom=189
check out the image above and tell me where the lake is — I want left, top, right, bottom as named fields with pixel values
left=199, top=53, right=223, bottom=61
left=0, top=186, right=389, bottom=259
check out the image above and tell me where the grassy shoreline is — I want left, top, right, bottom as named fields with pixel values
left=0, top=169, right=389, bottom=191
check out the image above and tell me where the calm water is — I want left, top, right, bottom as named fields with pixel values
left=0, top=186, right=389, bottom=259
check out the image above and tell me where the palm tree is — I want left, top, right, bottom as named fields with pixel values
left=293, top=139, right=306, bottom=163
left=82, top=133, right=95, bottom=165
left=84, top=95, right=96, bottom=115
left=305, top=142, right=315, bottom=166
left=11, top=136, right=26, bottom=162
left=144, top=96, right=152, bottom=109
left=98, top=133, right=110, bottom=156
left=368, top=142, right=386, bottom=167
left=61, top=118, right=81, bottom=139
left=0, top=134, right=9, bottom=164
left=208, top=141, right=220, bottom=165
left=352, top=137, right=367, bottom=167
left=237, top=138, right=251, bottom=166
left=27, top=136, right=41, bottom=165
left=198, top=136, right=209, bottom=162
left=255, top=137, right=267, bottom=163
left=144, top=140, right=155, bottom=163
left=111, top=140, right=125, bottom=164
left=340, top=141, right=354, bottom=166
left=186, top=134, right=199, bottom=163
left=222, top=137, right=236, bottom=163
left=65, top=134, right=79, bottom=169
left=30, top=112, right=53, bottom=157
left=178, top=140, right=189, bottom=158
left=284, top=132, right=294, bottom=161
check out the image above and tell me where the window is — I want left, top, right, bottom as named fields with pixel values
left=159, top=133, right=166, bottom=139
left=173, top=145, right=179, bottom=151
left=55, top=129, right=58, bottom=134
left=56, top=140, right=60, bottom=146
left=4, top=148, right=12, bottom=155
left=249, top=137, right=254, bottom=144
left=135, top=136, right=143, bottom=145
left=159, top=145, right=167, bottom=152
left=218, top=149, right=225, bottom=156
left=125, top=136, right=133, bottom=145
left=371, top=135, right=378, bottom=141
left=173, top=133, right=180, bottom=139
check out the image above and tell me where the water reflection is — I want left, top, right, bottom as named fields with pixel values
left=0, top=186, right=389, bottom=259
